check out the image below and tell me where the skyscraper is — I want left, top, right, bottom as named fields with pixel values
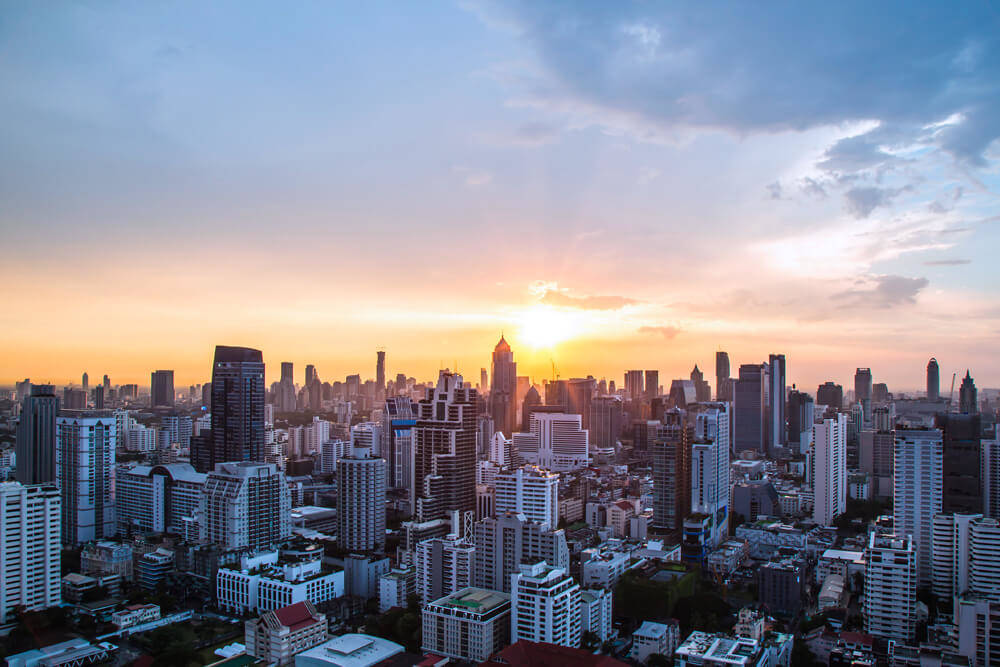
left=588, top=395, right=622, bottom=454
left=151, top=370, right=175, bottom=408
left=0, top=482, right=61, bottom=623
left=376, top=349, right=386, bottom=397
left=645, top=370, right=659, bottom=399
left=305, top=364, right=317, bottom=387
left=854, top=368, right=873, bottom=420
left=281, top=362, right=294, bottom=384
left=651, top=410, right=692, bottom=538
left=690, top=366, right=711, bottom=402
left=57, top=411, right=117, bottom=544
left=15, top=384, right=59, bottom=484
left=200, top=345, right=266, bottom=472
left=624, top=370, right=644, bottom=400
left=733, top=364, right=766, bottom=454
left=201, top=461, right=291, bottom=550
left=337, top=446, right=387, bottom=553
left=715, top=351, right=731, bottom=402
left=493, top=465, right=559, bottom=529
left=767, top=354, right=786, bottom=452
left=413, top=371, right=478, bottom=523
left=510, top=562, right=582, bottom=649
left=894, top=428, right=943, bottom=584
left=787, top=390, right=814, bottom=453
left=816, top=382, right=844, bottom=409
left=513, top=413, right=589, bottom=472
left=938, top=413, right=983, bottom=515
left=473, top=514, right=569, bottom=593
left=864, top=533, right=917, bottom=643
left=566, top=377, right=595, bottom=428
left=927, top=358, right=940, bottom=401
left=812, top=414, right=846, bottom=527
left=489, top=336, right=517, bottom=438
left=960, top=370, right=978, bottom=414
left=82, top=372, right=89, bottom=393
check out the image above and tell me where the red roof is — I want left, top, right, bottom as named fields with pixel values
left=273, top=601, right=319, bottom=632
left=417, top=654, right=448, bottom=666
left=484, top=641, right=628, bottom=667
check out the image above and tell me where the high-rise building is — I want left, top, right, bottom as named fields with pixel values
left=473, top=514, right=569, bottom=593
left=82, top=372, right=89, bottom=393
left=816, top=382, right=843, bottom=409
left=489, top=336, right=517, bottom=438
left=812, top=415, right=846, bottom=527
left=0, top=482, right=61, bottom=623
left=422, top=587, right=511, bottom=664
left=715, top=352, right=731, bottom=402
left=376, top=350, right=386, bottom=396
left=927, top=358, right=940, bottom=401
left=150, top=370, right=175, bottom=408
left=513, top=413, right=589, bottom=472
left=859, top=428, right=895, bottom=499
left=787, top=390, right=814, bottom=453
left=652, top=410, right=692, bottom=538
left=281, top=362, right=293, bottom=384
left=412, top=371, right=478, bottom=523
left=337, top=446, right=387, bottom=553
left=959, top=370, right=978, bottom=414
left=864, top=533, right=917, bottom=643
left=56, top=411, right=117, bottom=545
left=566, top=378, right=595, bottom=429
left=690, top=416, right=730, bottom=550
left=199, top=345, right=266, bottom=472
left=985, top=438, right=1000, bottom=519
left=894, top=428, right=943, bottom=584
left=15, top=384, right=59, bottom=485
left=733, top=364, right=766, bottom=453
left=510, top=561, right=582, bottom=648
left=767, top=354, right=786, bottom=452
left=854, top=368, right=873, bottom=421
left=690, top=366, right=710, bottom=403
left=200, top=461, right=291, bottom=550
left=415, top=533, right=475, bottom=606
left=645, top=370, right=659, bottom=399
left=929, top=514, right=1000, bottom=604
left=521, top=386, right=542, bottom=432
left=493, top=465, right=559, bottom=529
left=624, top=371, right=644, bottom=401
left=588, top=395, right=622, bottom=455
left=938, top=413, right=983, bottom=515
left=117, top=463, right=206, bottom=535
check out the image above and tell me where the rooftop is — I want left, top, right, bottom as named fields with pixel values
left=295, top=633, right=403, bottom=667
left=429, top=587, right=510, bottom=615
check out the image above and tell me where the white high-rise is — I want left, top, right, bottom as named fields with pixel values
left=510, top=561, right=582, bottom=648
left=351, top=422, right=382, bottom=456
left=56, top=412, right=117, bottom=545
left=489, top=432, right=512, bottom=467
left=415, top=534, right=475, bottom=606
left=200, top=462, right=291, bottom=550
left=864, top=532, right=917, bottom=643
left=812, top=414, right=846, bottom=526
left=514, top=413, right=589, bottom=472
left=694, top=404, right=731, bottom=456
left=0, top=482, right=61, bottom=623
left=337, top=446, right=387, bottom=553
left=894, top=428, right=943, bottom=585
left=494, top=465, right=559, bottom=529
left=931, top=513, right=980, bottom=600
left=691, top=413, right=730, bottom=549
left=319, top=438, right=349, bottom=474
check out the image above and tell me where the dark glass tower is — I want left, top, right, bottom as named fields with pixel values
left=15, top=384, right=59, bottom=484
left=151, top=370, right=175, bottom=408
left=937, top=412, right=983, bottom=514
left=715, top=351, right=731, bottom=402
left=768, top=354, right=787, bottom=452
left=489, top=336, right=517, bottom=437
left=959, top=370, right=978, bottom=414
left=926, top=358, right=940, bottom=401
left=734, top=364, right=765, bottom=453
left=200, top=346, right=265, bottom=471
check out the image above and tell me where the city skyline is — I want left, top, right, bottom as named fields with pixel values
left=2, top=2, right=999, bottom=389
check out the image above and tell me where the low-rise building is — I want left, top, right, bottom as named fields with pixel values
left=707, top=539, right=749, bottom=577
left=580, top=588, right=614, bottom=643
left=295, top=634, right=404, bottom=667
left=111, top=603, right=161, bottom=629
left=674, top=630, right=793, bottom=667
left=378, top=567, right=415, bottom=613
left=581, top=548, right=630, bottom=589
left=735, top=521, right=806, bottom=560
left=421, top=587, right=511, bottom=663
left=245, top=601, right=328, bottom=667
left=631, top=620, right=680, bottom=664
left=218, top=550, right=345, bottom=615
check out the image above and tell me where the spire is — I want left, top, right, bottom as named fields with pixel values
left=495, top=334, right=511, bottom=353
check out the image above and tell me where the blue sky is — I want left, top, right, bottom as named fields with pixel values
left=1, top=1, right=999, bottom=390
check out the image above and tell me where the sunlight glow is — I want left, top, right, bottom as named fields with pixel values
left=517, top=305, right=582, bottom=349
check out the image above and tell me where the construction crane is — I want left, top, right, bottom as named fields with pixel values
left=550, top=359, right=560, bottom=381
left=949, top=372, right=957, bottom=405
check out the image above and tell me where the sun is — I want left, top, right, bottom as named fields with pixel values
left=517, top=305, right=580, bottom=348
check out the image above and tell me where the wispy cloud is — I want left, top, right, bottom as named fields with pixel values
left=638, top=325, right=681, bottom=339
left=923, top=259, right=971, bottom=266
left=832, top=274, right=929, bottom=309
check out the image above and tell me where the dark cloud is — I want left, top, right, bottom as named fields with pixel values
left=844, top=186, right=909, bottom=218
left=541, top=291, right=639, bottom=310
left=832, top=274, right=928, bottom=308
left=638, top=325, right=681, bottom=339
left=923, top=259, right=971, bottom=266
left=477, top=2, right=1000, bottom=165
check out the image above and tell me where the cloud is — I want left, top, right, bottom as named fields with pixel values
left=844, top=186, right=908, bottom=218
left=452, top=166, right=493, bottom=186
left=541, top=291, right=638, bottom=310
left=512, top=121, right=559, bottom=146
left=832, top=274, right=929, bottom=308
left=766, top=182, right=783, bottom=200
left=923, top=259, right=971, bottom=266
left=638, top=325, right=681, bottom=339
left=638, top=167, right=660, bottom=185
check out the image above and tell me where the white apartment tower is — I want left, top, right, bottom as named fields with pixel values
left=0, top=482, right=61, bottom=623
left=56, top=412, right=117, bottom=545
left=337, top=446, right=387, bottom=553
left=201, top=462, right=291, bottom=550
left=415, top=534, right=475, bottom=606
left=894, top=428, right=943, bottom=585
left=514, top=413, right=589, bottom=472
left=510, top=561, right=582, bottom=648
left=493, top=465, right=559, bottom=529
left=690, top=413, right=730, bottom=549
left=812, top=414, right=847, bottom=527
left=864, top=532, right=917, bottom=643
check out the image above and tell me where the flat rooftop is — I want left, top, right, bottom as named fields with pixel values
left=429, top=587, right=510, bottom=615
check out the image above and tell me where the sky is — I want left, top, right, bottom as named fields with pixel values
left=2, top=1, right=999, bottom=392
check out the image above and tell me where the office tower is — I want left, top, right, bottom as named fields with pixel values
left=63, top=387, right=86, bottom=410
left=545, top=379, right=568, bottom=410
left=960, top=371, right=978, bottom=414
left=415, top=533, right=475, bottom=606
left=15, top=379, right=32, bottom=401
left=412, top=371, right=478, bottom=523
left=510, top=562, right=582, bottom=648
left=694, top=403, right=731, bottom=454
left=0, top=482, right=61, bottom=623
left=337, top=446, right=387, bottom=553
left=201, top=462, right=291, bottom=550
left=566, top=378, right=595, bottom=428
left=651, top=410, right=692, bottom=537
left=56, top=411, right=116, bottom=544
left=872, top=383, right=889, bottom=403
left=82, top=372, right=89, bottom=393
left=985, top=439, right=1000, bottom=519
left=787, top=390, right=814, bottom=453
left=474, top=514, right=569, bottom=593
left=489, top=336, right=517, bottom=438
left=521, top=386, right=542, bottom=432
left=202, top=345, right=265, bottom=472
left=645, top=370, right=660, bottom=399
left=938, top=413, right=983, bottom=515
left=514, top=413, right=589, bottom=472
left=150, top=370, right=175, bottom=408
left=691, top=422, right=730, bottom=549
left=894, top=428, right=943, bottom=584
left=816, top=382, right=844, bottom=409
left=117, top=463, right=206, bottom=535
left=371, top=350, right=384, bottom=396
left=715, top=351, right=731, bottom=402
left=102, top=374, right=110, bottom=392
left=767, top=354, right=786, bottom=451
left=281, top=362, right=293, bottom=384
left=733, top=364, right=766, bottom=453
left=384, top=396, right=416, bottom=488
left=854, top=368, right=873, bottom=420
left=859, top=428, right=895, bottom=499
left=422, top=588, right=511, bottom=664
left=93, top=385, right=105, bottom=409
left=812, top=415, right=847, bottom=527
left=305, top=364, right=317, bottom=388
left=927, top=358, right=940, bottom=401
left=588, top=395, right=623, bottom=453
left=494, top=465, right=559, bottom=529
left=624, top=370, right=644, bottom=400
left=15, top=384, right=59, bottom=484
left=690, top=366, right=710, bottom=403
left=669, top=379, right=696, bottom=408
left=864, top=533, right=917, bottom=643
